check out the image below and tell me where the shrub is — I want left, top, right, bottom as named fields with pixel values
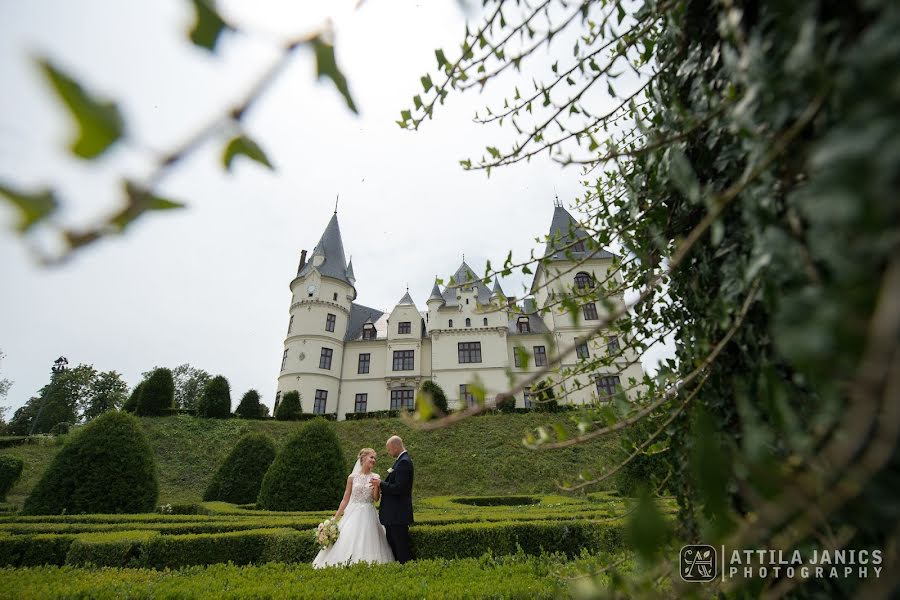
left=495, top=394, right=516, bottom=414
left=420, top=380, right=448, bottom=415
left=256, top=418, right=345, bottom=511
left=65, top=530, right=160, bottom=567
left=533, top=380, right=559, bottom=412
left=22, top=411, right=159, bottom=515
left=615, top=415, right=671, bottom=497
left=197, top=376, right=231, bottom=419
left=136, top=368, right=175, bottom=417
left=203, top=433, right=277, bottom=504
left=0, top=456, right=24, bottom=501
left=121, top=382, right=144, bottom=413
left=234, top=390, right=265, bottom=420
left=274, top=391, right=302, bottom=421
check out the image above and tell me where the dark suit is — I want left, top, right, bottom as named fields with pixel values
left=378, top=451, right=414, bottom=563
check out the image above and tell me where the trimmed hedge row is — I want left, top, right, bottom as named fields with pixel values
left=0, top=518, right=322, bottom=536
left=0, top=519, right=628, bottom=568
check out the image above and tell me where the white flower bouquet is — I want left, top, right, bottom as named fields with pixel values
left=365, top=473, right=381, bottom=490
left=315, top=518, right=339, bottom=549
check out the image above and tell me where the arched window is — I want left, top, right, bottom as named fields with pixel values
left=465, top=318, right=471, bottom=327
left=575, top=271, right=592, bottom=290
left=483, top=317, right=488, bottom=326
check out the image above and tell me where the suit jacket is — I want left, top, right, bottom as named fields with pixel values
left=378, top=452, right=414, bottom=525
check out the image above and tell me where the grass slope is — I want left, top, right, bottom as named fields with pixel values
left=0, top=414, right=619, bottom=506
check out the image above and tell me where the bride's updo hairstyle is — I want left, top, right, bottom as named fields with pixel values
left=358, top=448, right=376, bottom=461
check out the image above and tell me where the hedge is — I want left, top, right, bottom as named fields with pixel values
left=65, top=530, right=160, bottom=567
left=135, top=368, right=175, bottom=417
left=0, top=456, right=24, bottom=501
left=203, top=432, right=277, bottom=504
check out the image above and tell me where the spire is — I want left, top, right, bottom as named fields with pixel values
left=428, top=278, right=443, bottom=302
left=397, top=291, right=415, bottom=306
left=490, top=277, right=504, bottom=298
left=346, top=258, right=355, bottom=283
left=298, top=213, right=353, bottom=285
left=544, top=205, right=614, bottom=260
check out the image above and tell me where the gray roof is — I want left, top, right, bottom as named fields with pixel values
left=344, top=302, right=386, bottom=341
left=544, top=206, right=615, bottom=261
left=508, top=298, right=551, bottom=335
left=346, top=259, right=355, bottom=282
left=397, top=291, right=415, bottom=306
left=491, top=277, right=504, bottom=297
left=442, top=261, right=492, bottom=306
left=427, top=280, right=444, bottom=303
left=297, top=213, right=354, bottom=285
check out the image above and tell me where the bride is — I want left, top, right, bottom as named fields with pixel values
left=312, top=447, right=395, bottom=568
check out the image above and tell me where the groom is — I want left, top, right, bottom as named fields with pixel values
left=373, top=435, right=414, bottom=563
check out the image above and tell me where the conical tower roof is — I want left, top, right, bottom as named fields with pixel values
left=427, top=279, right=444, bottom=303
left=298, top=213, right=354, bottom=285
left=544, top=205, right=615, bottom=260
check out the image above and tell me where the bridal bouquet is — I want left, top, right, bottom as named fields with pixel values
left=315, top=518, right=339, bottom=549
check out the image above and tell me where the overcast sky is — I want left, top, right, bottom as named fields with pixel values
left=0, top=0, right=672, bottom=413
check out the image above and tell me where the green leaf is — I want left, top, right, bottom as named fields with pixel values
left=222, top=135, right=274, bottom=171
left=435, top=48, right=448, bottom=68
left=312, top=38, right=358, bottom=114
left=115, top=181, right=185, bottom=230
left=420, top=74, right=433, bottom=92
left=626, top=488, right=671, bottom=563
left=0, top=183, right=58, bottom=232
left=38, top=59, right=124, bottom=159
left=188, top=0, right=230, bottom=52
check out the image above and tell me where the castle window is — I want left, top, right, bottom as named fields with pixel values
left=319, top=347, right=333, bottom=370
left=390, top=389, right=414, bottom=410
left=596, top=375, right=621, bottom=400
left=583, top=303, right=599, bottom=320
left=533, top=345, right=547, bottom=367
left=355, top=393, right=368, bottom=413
left=274, top=391, right=282, bottom=413
left=280, top=349, right=288, bottom=371
left=459, top=384, right=476, bottom=407
left=607, top=335, right=620, bottom=354
left=466, top=298, right=469, bottom=304
left=358, top=353, right=370, bottom=374
left=513, top=346, right=525, bottom=368
left=458, top=342, right=482, bottom=364
left=576, top=340, right=590, bottom=359
left=573, top=240, right=585, bottom=252
left=483, top=317, right=488, bottom=326
left=314, top=389, right=328, bottom=414
left=575, top=271, right=592, bottom=289
left=517, top=317, right=530, bottom=333
left=288, top=315, right=294, bottom=334
left=523, top=386, right=534, bottom=409
left=398, top=321, right=411, bottom=334
left=325, top=313, right=336, bottom=332
left=392, top=350, right=414, bottom=371
left=362, top=324, right=376, bottom=340
left=465, top=318, right=471, bottom=327
left=448, top=319, right=453, bottom=328
left=333, top=292, right=338, bottom=301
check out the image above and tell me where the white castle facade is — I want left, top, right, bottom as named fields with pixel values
left=274, top=204, right=644, bottom=419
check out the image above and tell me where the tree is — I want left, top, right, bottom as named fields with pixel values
left=273, top=390, right=302, bottom=421
left=29, top=363, right=95, bottom=434
left=257, top=418, right=345, bottom=511
left=171, top=364, right=211, bottom=411
left=122, top=381, right=144, bottom=414
left=0, top=350, right=12, bottom=429
left=80, top=370, right=128, bottom=422
left=234, top=389, right=265, bottom=420
left=403, top=0, right=899, bottom=595
left=135, top=367, right=175, bottom=416
left=23, top=410, right=158, bottom=514
left=197, top=375, right=231, bottom=418
left=204, top=432, right=277, bottom=504
left=420, top=380, right=448, bottom=415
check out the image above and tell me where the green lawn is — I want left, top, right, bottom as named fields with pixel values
left=0, top=413, right=621, bottom=507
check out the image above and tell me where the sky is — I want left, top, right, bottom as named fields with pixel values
left=0, top=0, right=673, bottom=413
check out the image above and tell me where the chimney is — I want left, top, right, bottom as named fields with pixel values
left=297, top=249, right=307, bottom=276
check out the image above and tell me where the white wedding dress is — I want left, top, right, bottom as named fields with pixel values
left=312, top=472, right=395, bottom=568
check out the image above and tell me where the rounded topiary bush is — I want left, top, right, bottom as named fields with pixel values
left=122, top=382, right=144, bottom=413
left=0, top=456, right=24, bottom=502
left=22, top=411, right=158, bottom=514
left=203, top=432, right=276, bottom=504
left=495, top=394, right=516, bottom=414
left=135, top=368, right=175, bottom=416
left=420, top=380, right=448, bottom=415
left=234, top=389, right=265, bottom=420
left=533, top=380, right=559, bottom=412
left=257, top=418, right=345, bottom=511
left=197, top=376, right=231, bottom=419
left=274, top=390, right=302, bottom=421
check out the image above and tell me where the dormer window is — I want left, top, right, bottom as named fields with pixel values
left=362, top=324, right=377, bottom=340
left=517, top=317, right=531, bottom=333
left=398, top=321, right=411, bottom=334
left=575, top=272, right=592, bottom=290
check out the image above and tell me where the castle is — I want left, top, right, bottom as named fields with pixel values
left=274, top=204, right=644, bottom=419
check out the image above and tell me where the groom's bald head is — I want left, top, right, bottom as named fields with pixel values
left=386, top=436, right=405, bottom=457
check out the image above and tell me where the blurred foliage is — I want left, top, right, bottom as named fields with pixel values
left=405, top=0, right=900, bottom=595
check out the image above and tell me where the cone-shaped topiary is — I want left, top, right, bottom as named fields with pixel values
left=122, top=382, right=144, bottom=413
left=22, top=411, right=158, bottom=514
left=274, top=390, right=302, bottom=421
left=197, top=375, right=231, bottom=418
left=135, top=368, right=175, bottom=416
left=257, top=418, right=345, bottom=511
left=0, top=456, right=24, bottom=502
left=234, top=389, right=265, bottom=420
left=203, top=432, right=276, bottom=504
left=420, top=380, right=448, bottom=414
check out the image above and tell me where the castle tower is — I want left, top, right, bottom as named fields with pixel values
left=276, top=213, right=356, bottom=416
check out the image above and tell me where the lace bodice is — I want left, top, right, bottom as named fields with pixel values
left=349, top=473, right=377, bottom=505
